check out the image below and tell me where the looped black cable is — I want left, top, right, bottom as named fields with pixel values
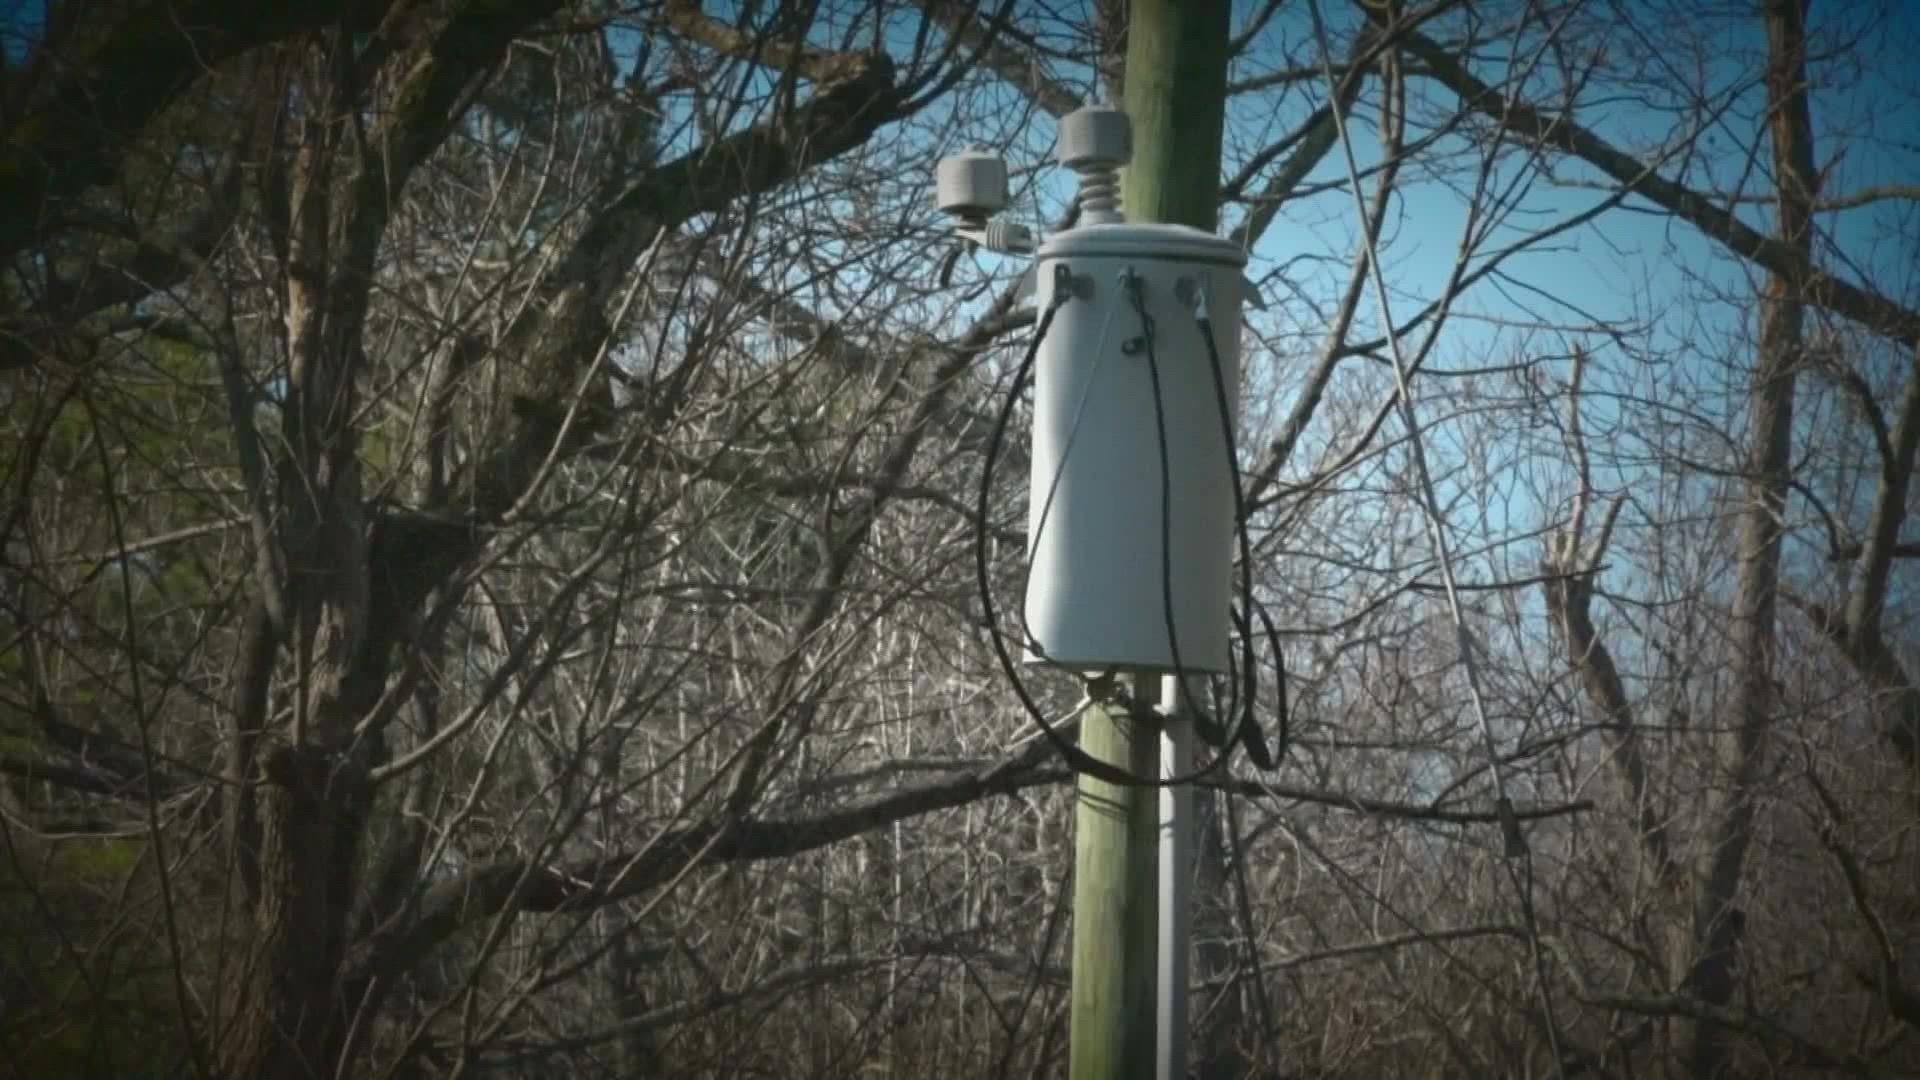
left=975, top=297, right=1147, bottom=789
left=1196, top=308, right=1289, bottom=772
left=975, top=287, right=1240, bottom=789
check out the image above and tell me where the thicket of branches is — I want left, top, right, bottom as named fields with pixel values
left=2, top=1, right=1917, bottom=1077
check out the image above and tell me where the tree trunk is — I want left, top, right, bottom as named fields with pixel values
left=218, top=744, right=372, bottom=1079
left=1686, top=1, right=1817, bottom=1074
left=217, top=50, right=379, bottom=1073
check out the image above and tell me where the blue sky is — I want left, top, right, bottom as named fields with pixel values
left=9, top=0, right=1913, bottom=538
left=1181, top=0, right=1920, bottom=582
left=10, top=0, right=1906, bottom=357
left=0, top=0, right=41, bottom=62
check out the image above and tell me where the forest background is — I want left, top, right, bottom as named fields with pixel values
left=2, top=0, right=1919, bottom=1077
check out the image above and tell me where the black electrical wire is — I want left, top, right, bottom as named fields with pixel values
left=974, top=295, right=1153, bottom=790
left=975, top=288, right=1242, bottom=789
left=1244, top=588, right=1290, bottom=764
left=1120, top=272, right=1194, bottom=716
left=970, top=265, right=1300, bottom=1076
left=1128, top=274, right=1292, bottom=775
left=1195, top=306, right=1288, bottom=771
left=1189, top=294, right=1292, bottom=1051
left=1135, top=282, right=1288, bottom=1050
left=973, top=268, right=1295, bottom=786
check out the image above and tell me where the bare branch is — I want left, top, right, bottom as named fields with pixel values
left=351, top=738, right=1058, bottom=985
left=664, top=1, right=884, bottom=86
left=0, top=0, right=398, bottom=262
left=1212, top=779, right=1593, bottom=825
left=1800, top=759, right=1920, bottom=1031
left=1846, top=345, right=1920, bottom=646
left=911, top=0, right=1083, bottom=116
left=1393, top=23, right=1920, bottom=346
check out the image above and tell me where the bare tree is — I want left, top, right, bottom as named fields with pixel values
left=4, top=1, right=1918, bottom=1078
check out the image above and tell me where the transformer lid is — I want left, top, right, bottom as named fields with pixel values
left=1036, top=222, right=1246, bottom=267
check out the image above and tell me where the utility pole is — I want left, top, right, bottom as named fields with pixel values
left=1071, top=684, right=1159, bottom=1080
left=1121, top=0, right=1232, bottom=230
left=1069, top=3, right=1233, bottom=1080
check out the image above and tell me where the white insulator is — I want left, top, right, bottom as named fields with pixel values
left=983, top=219, right=1035, bottom=254
left=935, top=148, right=1009, bottom=221
left=1057, top=104, right=1132, bottom=171
left=1059, top=105, right=1131, bottom=225
left=1076, top=165, right=1122, bottom=224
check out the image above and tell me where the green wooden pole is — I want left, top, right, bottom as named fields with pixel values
left=1068, top=4, right=1232, bottom=1079
left=1071, top=686, right=1160, bottom=1080
left=1121, top=0, right=1231, bottom=232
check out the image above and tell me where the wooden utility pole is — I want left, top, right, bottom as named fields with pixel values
left=1068, top=3, right=1233, bottom=1079
left=1119, top=0, right=1232, bottom=229
left=1071, top=686, right=1160, bottom=1080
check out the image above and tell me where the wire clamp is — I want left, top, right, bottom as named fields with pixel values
left=1050, top=263, right=1092, bottom=304
left=1119, top=268, right=1156, bottom=354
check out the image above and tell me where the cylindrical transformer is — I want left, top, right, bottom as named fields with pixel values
left=1024, top=223, right=1246, bottom=674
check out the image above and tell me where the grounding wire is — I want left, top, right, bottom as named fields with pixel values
left=1026, top=281, right=1124, bottom=601
left=1303, top=0, right=1566, bottom=1067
